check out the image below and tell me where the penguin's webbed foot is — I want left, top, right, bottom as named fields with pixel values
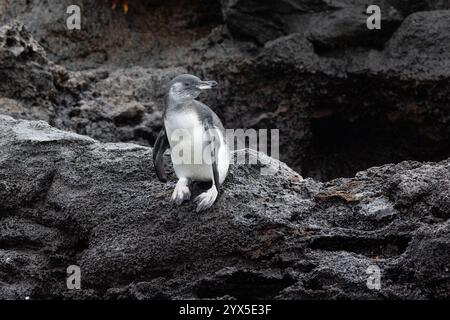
left=171, top=178, right=191, bottom=205
left=194, top=186, right=218, bottom=212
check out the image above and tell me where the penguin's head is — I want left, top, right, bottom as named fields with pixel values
left=168, top=74, right=217, bottom=102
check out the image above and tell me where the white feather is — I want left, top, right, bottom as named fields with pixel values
left=165, top=111, right=229, bottom=184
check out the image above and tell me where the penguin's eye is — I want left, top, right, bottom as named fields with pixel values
left=184, top=83, right=190, bottom=87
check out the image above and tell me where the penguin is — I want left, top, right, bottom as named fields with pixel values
left=153, top=74, right=230, bottom=212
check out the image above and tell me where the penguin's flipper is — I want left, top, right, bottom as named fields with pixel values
left=204, top=123, right=221, bottom=194
left=153, top=128, right=170, bottom=182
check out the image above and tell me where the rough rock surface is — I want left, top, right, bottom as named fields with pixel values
left=0, top=0, right=449, bottom=300
left=0, top=116, right=449, bottom=299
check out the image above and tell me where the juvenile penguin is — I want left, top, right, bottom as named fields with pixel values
left=153, top=74, right=230, bottom=212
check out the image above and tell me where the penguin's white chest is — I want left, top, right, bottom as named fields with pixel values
left=165, top=111, right=203, bottom=159
left=164, top=112, right=229, bottom=183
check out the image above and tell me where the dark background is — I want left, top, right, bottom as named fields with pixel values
left=1, top=0, right=449, bottom=181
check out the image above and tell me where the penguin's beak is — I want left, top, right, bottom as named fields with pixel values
left=196, top=80, right=218, bottom=90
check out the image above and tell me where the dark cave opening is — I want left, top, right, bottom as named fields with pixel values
left=300, top=114, right=450, bottom=181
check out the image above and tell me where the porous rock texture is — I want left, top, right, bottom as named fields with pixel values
left=0, top=0, right=449, bottom=300
left=0, top=115, right=449, bottom=299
